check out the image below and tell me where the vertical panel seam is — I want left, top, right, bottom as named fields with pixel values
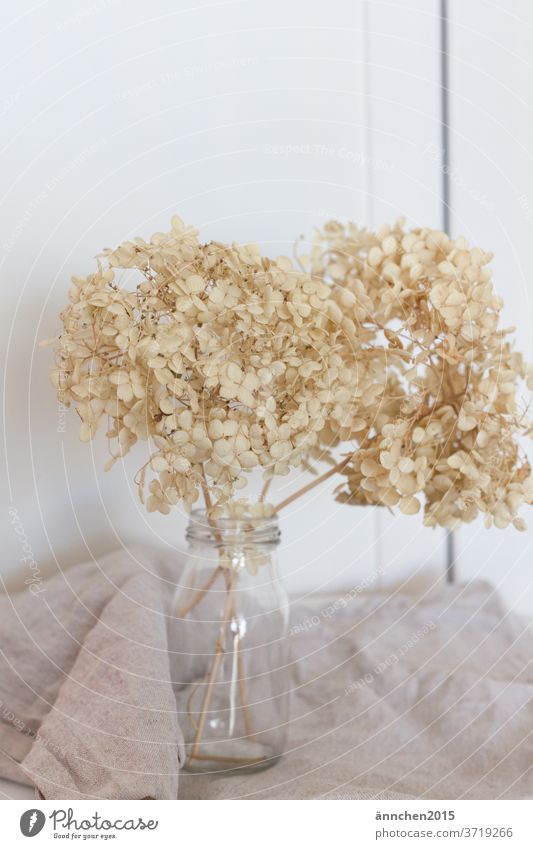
left=362, top=0, right=384, bottom=579
left=441, top=0, right=456, bottom=583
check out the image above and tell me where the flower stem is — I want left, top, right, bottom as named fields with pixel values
left=259, top=477, right=272, bottom=503
left=272, top=454, right=352, bottom=514
left=178, top=566, right=222, bottom=618
left=190, top=571, right=235, bottom=759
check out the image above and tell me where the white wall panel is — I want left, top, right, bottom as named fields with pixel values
left=365, top=0, right=447, bottom=588
left=449, top=0, right=533, bottom=616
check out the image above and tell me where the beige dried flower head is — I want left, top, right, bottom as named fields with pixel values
left=52, top=216, right=343, bottom=515
left=310, top=218, right=533, bottom=530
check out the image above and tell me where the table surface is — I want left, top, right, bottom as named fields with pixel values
left=2, top=580, right=531, bottom=800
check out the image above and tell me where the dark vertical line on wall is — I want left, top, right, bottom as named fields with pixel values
left=440, top=0, right=455, bottom=583
left=440, top=0, right=451, bottom=234
left=361, top=1, right=383, bottom=579
left=362, top=0, right=374, bottom=228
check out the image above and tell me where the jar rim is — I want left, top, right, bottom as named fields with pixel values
left=186, top=508, right=280, bottom=546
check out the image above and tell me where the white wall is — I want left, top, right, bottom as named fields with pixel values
left=363, top=0, right=446, bottom=590
left=0, top=0, right=478, bottom=601
left=449, top=0, right=533, bottom=616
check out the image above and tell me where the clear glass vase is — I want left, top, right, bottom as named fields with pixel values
left=170, top=509, right=290, bottom=773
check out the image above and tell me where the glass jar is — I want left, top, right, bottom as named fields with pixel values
left=170, top=509, right=290, bottom=773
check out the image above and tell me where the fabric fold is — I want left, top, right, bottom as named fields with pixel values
left=1, top=553, right=532, bottom=799
left=0, top=546, right=184, bottom=799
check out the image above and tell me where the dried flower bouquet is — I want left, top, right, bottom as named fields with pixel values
left=52, top=215, right=533, bottom=532
left=50, top=215, right=533, bottom=766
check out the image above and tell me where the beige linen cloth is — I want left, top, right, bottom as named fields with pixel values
left=0, top=546, right=184, bottom=799
left=1, top=546, right=532, bottom=799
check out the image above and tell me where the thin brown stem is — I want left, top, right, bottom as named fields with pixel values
left=189, top=458, right=356, bottom=758
left=199, top=466, right=214, bottom=515
left=186, top=680, right=203, bottom=730
left=229, top=596, right=255, bottom=740
left=272, top=454, right=352, bottom=514
left=237, top=648, right=255, bottom=739
left=259, top=477, right=272, bottom=503
left=178, top=566, right=222, bottom=618
left=199, top=464, right=224, bottom=556
left=190, top=572, right=235, bottom=758
left=176, top=466, right=228, bottom=618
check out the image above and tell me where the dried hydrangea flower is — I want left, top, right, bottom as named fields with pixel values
left=53, top=217, right=344, bottom=515
left=310, top=219, right=533, bottom=530
left=51, top=215, right=533, bottom=531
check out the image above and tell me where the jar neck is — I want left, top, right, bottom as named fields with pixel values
left=186, top=509, right=280, bottom=549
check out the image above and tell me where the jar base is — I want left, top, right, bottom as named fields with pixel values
left=183, top=739, right=283, bottom=774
